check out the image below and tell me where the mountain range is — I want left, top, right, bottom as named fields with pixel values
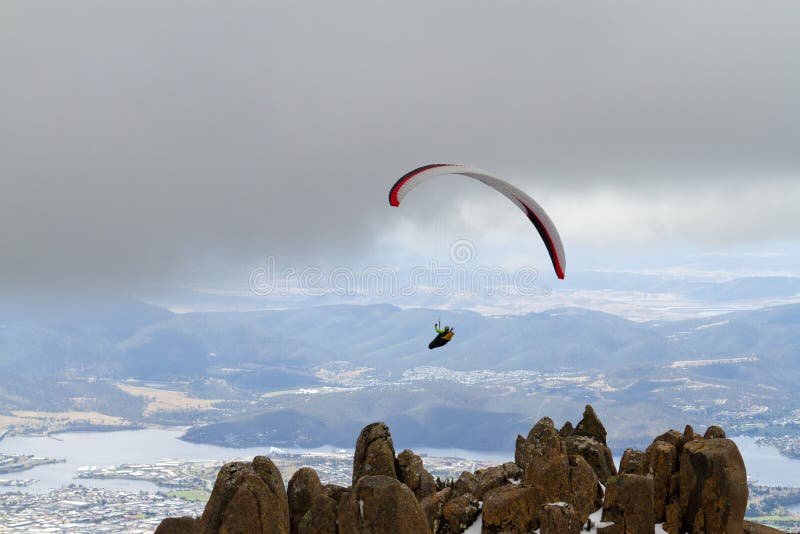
left=1, top=299, right=799, bottom=451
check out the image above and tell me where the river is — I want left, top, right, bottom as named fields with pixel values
left=0, top=429, right=343, bottom=494
left=1, top=429, right=798, bottom=494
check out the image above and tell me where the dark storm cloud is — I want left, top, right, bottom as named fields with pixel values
left=1, top=1, right=799, bottom=293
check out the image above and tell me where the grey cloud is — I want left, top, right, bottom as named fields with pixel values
left=1, top=1, right=799, bottom=293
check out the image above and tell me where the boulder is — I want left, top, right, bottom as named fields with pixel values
left=665, top=502, right=682, bottom=534
left=704, top=425, right=726, bottom=439
left=568, top=455, right=602, bottom=524
left=684, top=424, right=700, bottom=443
left=539, top=503, right=582, bottom=534
left=252, top=456, right=291, bottom=534
left=453, top=471, right=479, bottom=498
left=352, top=422, right=398, bottom=485
left=573, top=405, right=608, bottom=445
left=296, top=494, right=337, bottom=534
left=440, top=493, right=480, bottom=533
left=334, top=487, right=351, bottom=510
left=599, top=474, right=655, bottom=534
left=397, top=449, right=436, bottom=500
left=151, top=415, right=753, bottom=534
left=155, top=517, right=196, bottom=534
left=474, top=465, right=509, bottom=500
left=678, top=438, right=748, bottom=534
left=419, top=487, right=452, bottom=533
left=321, top=483, right=347, bottom=503
left=654, top=430, right=684, bottom=452
left=501, top=461, right=522, bottom=481
left=514, top=435, right=526, bottom=468
left=564, top=434, right=617, bottom=483
left=670, top=471, right=680, bottom=498
left=198, top=461, right=250, bottom=534
left=559, top=421, right=575, bottom=438
left=197, top=457, right=290, bottom=534
left=481, top=485, right=543, bottom=533
left=219, top=475, right=283, bottom=533
left=619, top=449, right=646, bottom=475
left=337, top=475, right=429, bottom=534
left=516, top=417, right=572, bottom=502
left=287, top=467, right=323, bottom=534
left=645, top=440, right=678, bottom=522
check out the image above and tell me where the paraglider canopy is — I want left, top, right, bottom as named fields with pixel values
left=389, top=164, right=566, bottom=279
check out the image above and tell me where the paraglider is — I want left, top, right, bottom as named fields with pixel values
left=390, top=164, right=566, bottom=350
left=428, top=321, right=454, bottom=350
left=388, top=163, right=566, bottom=280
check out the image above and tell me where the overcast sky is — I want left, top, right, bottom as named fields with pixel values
left=2, top=1, right=799, bottom=295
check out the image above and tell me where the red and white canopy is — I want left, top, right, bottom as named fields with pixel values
left=389, top=164, right=565, bottom=279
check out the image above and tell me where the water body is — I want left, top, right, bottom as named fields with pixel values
left=733, top=436, right=800, bottom=488
left=1, top=430, right=799, bottom=494
left=414, top=446, right=511, bottom=465
left=0, top=429, right=342, bottom=494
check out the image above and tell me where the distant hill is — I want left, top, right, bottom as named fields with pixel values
left=4, top=300, right=800, bottom=450
left=4, top=300, right=800, bottom=378
left=0, top=302, right=679, bottom=378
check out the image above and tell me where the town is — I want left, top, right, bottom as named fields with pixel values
left=1, top=485, right=205, bottom=533
left=0, top=448, right=493, bottom=532
left=0, top=453, right=62, bottom=474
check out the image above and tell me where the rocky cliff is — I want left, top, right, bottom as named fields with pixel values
left=155, top=406, right=783, bottom=534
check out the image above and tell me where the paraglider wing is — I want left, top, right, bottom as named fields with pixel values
left=389, top=164, right=566, bottom=279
